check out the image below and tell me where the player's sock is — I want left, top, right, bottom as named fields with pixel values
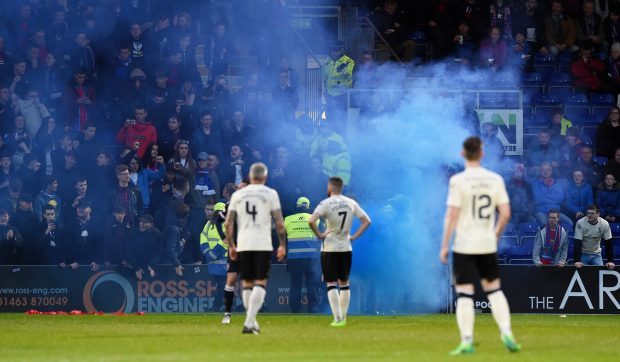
left=327, top=284, right=341, bottom=322
left=224, top=285, right=235, bottom=314
left=455, top=292, right=475, bottom=344
left=242, top=287, right=252, bottom=310
left=244, top=285, right=266, bottom=329
left=339, top=284, right=350, bottom=321
left=486, top=288, right=513, bottom=337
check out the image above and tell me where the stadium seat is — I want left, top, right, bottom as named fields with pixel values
left=610, top=223, right=620, bottom=235
left=581, top=126, right=597, bottom=144
left=519, top=222, right=539, bottom=238
left=592, top=106, right=611, bottom=122
left=548, top=72, right=572, bottom=85
left=523, top=106, right=534, bottom=121
left=564, top=93, right=589, bottom=105
left=594, top=156, right=608, bottom=166
left=533, top=65, right=554, bottom=81
left=409, top=31, right=426, bottom=42
left=564, top=106, right=590, bottom=124
left=533, top=93, right=560, bottom=107
left=547, top=86, right=573, bottom=100
left=521, top=86, right=543, bottom=106
left=557, top=51, right=574, bottom=64
left=534, top=106, right=557, bottom=122
left=522, top=72, right=543, bottom=86
left=535, top=53, right=555, bottom=65
left=590, top=93, right=616, bottom=106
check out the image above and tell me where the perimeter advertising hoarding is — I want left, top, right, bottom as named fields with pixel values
left=476, top=109, right=524, bottom=156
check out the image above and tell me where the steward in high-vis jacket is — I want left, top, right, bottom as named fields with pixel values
left=284, top=197, right=321, bottom=313
left=200, top=202, right=228, bottom=311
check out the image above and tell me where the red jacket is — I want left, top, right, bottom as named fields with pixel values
left=115, top=122, right=157, bottom=158
left=570, top=57, right=605, bottom=90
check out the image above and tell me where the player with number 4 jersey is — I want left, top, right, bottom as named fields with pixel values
left=309, top=177, right=371, bottom=327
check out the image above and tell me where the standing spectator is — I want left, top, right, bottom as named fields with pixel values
left=158, top=115, right=190, bottom=160
left=162, top=201, right=191, bottom=276
left=103, top=207, right=132, bottom=268
left=63, top=69, right=96, bottom=131
left=89, top=150, right=115, bottom=195
left=63, top=177, right=89, bottom=221
left=271, top=69, right=299, bottom=121
left=204, top=22, right=230, bottom=79
left=531, top=162, right=573, bottom=228
left=604, top=4, right=620, bottom=47
left=33, top=176, right=62, bottom=224
left=110, top=164, right=143, bottom=227
left=369, top=0, right=416, bottom=62
left=576, top=145, right=604, bottom=187
left=14, top=194, right=44, bottom=265
left=545, top=0, right=578, bottom=56
left=206, top=153, right=222, bottom=201
left=127, top=22, right=149, bottom=68
left=513, top=0, right=548, bottom=59
left=167, top=141, right=197, bottom=183
left=14, top=88, right=50, bottom=136
left=301, top=157, right=329, bottom=210
left=595, top=106, right=620, bottom=158
left=141, top=143, right=161, bottom=171
left=268, top=146, right=299, bottom=215
left=0, top=153, right=14, bottom=193
left=128, top=155, right=166, bottom=212
left=194, top=152, right=216, bottom=206
left=0, top=208, right=22, bottom=265
left=4, top=114, right=33, bottom=167
left=597, top=173, right=620, bottom=222
left=480, top=122, right=505, bottom=166
left=573, top=205, right=614, bottom=268
left=42, top=51, right=69, bottom=112
left=506, top=163, right=535, bottom=225
left=563, top=169, right=594, bottom=222
left=480, top=27, right=508, bottom=70
left=63, top=199, right=103, bottom=271
left=488, top=0, right=514, bottom=41
left=0, top=179, right=21, bottom=216
left=532, top=210, right=569, bottom=267
left=323, top=41, right=354, bottom=129
left=222, top=145, right=249, bottom=186
left=18, top=154, right=43, bottom=196
left=129, top=214, right=162, bottom=280
left=69, top=32, right=96, bottom=80
left=191, top=111, right=224, bottom=158
left=115, top=106, right=158, bottom=158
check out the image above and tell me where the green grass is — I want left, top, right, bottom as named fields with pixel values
left=0, top=314, right=618, bottom=361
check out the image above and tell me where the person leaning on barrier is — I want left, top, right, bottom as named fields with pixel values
left=574, top=205, right=615, bottom=269
left=532, top=210, right=569, bottom=267
left=284, top=196, right=321, bottom=313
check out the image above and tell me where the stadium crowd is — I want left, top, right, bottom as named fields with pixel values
left=0, top=0, right=616, bottom=281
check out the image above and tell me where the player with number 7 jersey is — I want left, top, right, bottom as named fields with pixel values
left=309, top=177, right=371, bottom=327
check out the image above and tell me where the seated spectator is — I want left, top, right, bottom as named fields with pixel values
left=532, top=209, right=569, bottom=267
left=557, top=127, right=582, bottom=174
left=531, top=162, right=573, bottom=228
left=128, top=214, right=162, bottom=280
left=604, top=4, right=620, bottom=46
left=129, top=155, right=166, bottom=213
left=576, top=144, right=604, bottom=187
left=595, top=106, right=620, bottom=158
left=507, top=32, right=532, bottom=70
left=0, top=208, right=22, bottom=265
left=479, top=27, right=508, bottom=70
left=524, top=128, right=561, bottom=169
left=103, top=207, right=131, bottom=268
left=570, top=39, right=616, bottom=93
left=548, top=108, right=573, bottom=141
left=34, top=176, right=62, bottom=225
left=575, top=0, right=606, bottom=53
left=597, top=173, right=620, bottom=222
left=573, top=204, right=614, bottom=268
left=115, top=106, right=157, bottom=158
left=546, top=0, right=579, bottom=56
left=63, top=199, right=102, bottom=271
left=506, top=163, right=535, bottom=225
left=608, top=42, right=620, bottom=86
left=369, top=0, right=416, bottom=62
left=563, top=169, right=594, bottom=221
left=604, top=147, right=620, bottom=180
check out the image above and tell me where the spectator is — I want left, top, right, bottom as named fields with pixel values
left=576, top=144, right=604, bottom=187
left=479, top=27, right=508, bottom=70
left=129, top=155, right=166, bottom=212
left=576, top=0, right=607, bottom=53
left=604, top=4, right=620, bottom=46
left=191, top=111, right=224, bottom=159
left=222, top=145, right=248, bottom=186
left=36, top=204, right=64, bottom=265
left=370, top=0, right=416, bottom=62
left=0, top=179, right=21, bottom=216
left=203, top=22, right=230, bottom=79
left=194, top=152, right=216, bottom=206
left=595, top=106, right=620, bottom=158
left=14, top=194, right=43, bottom=264
left=4, top=114, right=33, bottom=167
left=14, top=88, right=50, bottom=136
left=268, top=146, right=299, bottom=215
left=115, top=106, right=157, bottom=158
left=0, top=152, right=14, bottom=193
left=110, top=164, right=143, bottom=227
left=604, top=147, right=620, bottom=180
left=533, top=209, right=569, bottom=267
left=63, top=69, right=96, bottom=131
left=128, top=214, right=162, bottom=280
left=89, top=150, right=115, bottom=195
left=103, top=207, right=131, bottom=268
left=513, top=0, right=548, bottom=59
left=548, top=108, right=573, bottom=141
left=159, top=115, right=190, bottom=160
left=531, top=162, right=573, bottom=228
left=63, top=177, right=89, bottom=221
left=573, top=204, right=614, bottom=268
left=206, top=153, right=222, bottom=201
left=545, top=0, right=578, bottom=56
left=56, top=152, right=81, bottom=199
left=141, top=143, right=161, bottom=171
left=0, top=208, right=22, bottom=264
left=271, top=68, right=299, bottom=120
left=524, top=128, right=561, bottom=169
left=563, top=169, right=594, bottom=221
left=570, top=39, right=615, bottom=93
left=162, top=201, right=191, bottom=276
left=34, top=116, right=61, bottom=151
left=488, top=0, right=514, bottom=41
left=69, top=32, right=96, bottom=79
left=480, top=122, right=505, bottom=166
left=597, top=173, right=620, bottom=222
left=63, top=199, right=102, bottom=271
left=33, top=176, right=62, bottom=224
left=167, top=140, right=197, bottom=182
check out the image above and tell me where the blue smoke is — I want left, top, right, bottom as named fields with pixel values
left=348, top=62, right=517, bottom=314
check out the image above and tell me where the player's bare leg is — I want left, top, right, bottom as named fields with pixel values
left=242, top=279, right=267, bottom=335
left=222, top=272, right=238, bottom=325
left=481, top=278, right=521, bottom=352
left=450, top=284, right=475, bottom=355
left=326, top=282, right=342, bottom=326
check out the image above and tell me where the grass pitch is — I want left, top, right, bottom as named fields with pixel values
left=0, top=314, right=617, bottom=361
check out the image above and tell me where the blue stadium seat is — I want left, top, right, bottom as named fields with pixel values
left=521, top=86, right=543, bottom=106
left=558, top=51, right=574, bottom=64
left=534, top=106, right=557, bottom=123
left=533, top=65, right=554, bottom=81
left=564, top=93, right=589, bottom=105
left=533, top=93, right=560, bottom=107
left=523, top=106, right=534, bottom=121
left=610, top=223, right=620, bottom=235
left=565, top=106, right=590, bottom=124
left=409, top=31, right=426, bottom=42
left=535, top=53, right=555, bottom=65
left=522, top=72, right=543, bottom=86
left=581, top=126, right=597, bottom=144
left=590, top=93, right=616, bottom=106
left=594, top=156, right=608, bottom=166
left=547, top=86, right=573, bottom=100
left=548, top=72, right=572, bottom=85
left=592, top=106, right=611, bottom=122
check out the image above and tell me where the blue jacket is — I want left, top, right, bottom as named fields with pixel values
left=532, top=178, right=567, bottom=213
left=596, top=186, right=620, bottom=217
left=563, top=182, right=593, bottom=215
left=130, top=163, right=166, bottom=209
